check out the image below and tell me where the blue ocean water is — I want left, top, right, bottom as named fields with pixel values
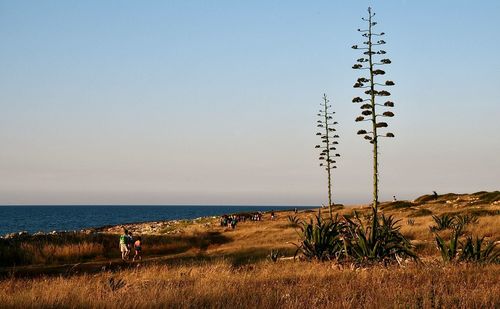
left=0, top=205, right=314, bottom=235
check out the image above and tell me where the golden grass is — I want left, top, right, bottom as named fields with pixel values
left=1, top=196, right=499, bottom=308
left=1, top=260, right=499, bottom=308
left=3, top=202, right=498, bottom=267
left=19, top=242, right=105, bottom=265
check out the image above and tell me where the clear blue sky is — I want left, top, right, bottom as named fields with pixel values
left=0, top=1, right=499, bottom=205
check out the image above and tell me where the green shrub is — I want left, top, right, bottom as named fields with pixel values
left=434, top=226, right=499, bottom=264
left=430, top=214, right=456, bottom=231
left=459, top=236, right=499, bottom=264
left=435, top=226, right=462, bottom=263
left=342, top=213, right=418, bottom=264
left=294, top=212, right=418, bottom=264
left=455, top=214, right=479, bottom=227
left=287, top=215, right=300, bottom=227
left=294, top=214, right=345, bottom=261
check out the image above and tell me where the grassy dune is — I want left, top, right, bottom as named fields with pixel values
left=1, top=192, right=499, bottom=308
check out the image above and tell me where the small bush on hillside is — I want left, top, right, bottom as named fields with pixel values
left=468, top=209, right=499, bottom=217
left=380, top=201, right=415, bottom=210
left=268, top=249, right=280, bottom=262
left=409, top=209, right=432, bottom=217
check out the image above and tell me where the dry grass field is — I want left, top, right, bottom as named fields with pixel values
left=2, top=261, right=499, bottom=308
left=1, top=191, right=499, bottom=308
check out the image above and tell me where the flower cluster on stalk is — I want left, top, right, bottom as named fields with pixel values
left=351, top=7, right=395, bottom=143
left=315, top=94, right=340, bottom=171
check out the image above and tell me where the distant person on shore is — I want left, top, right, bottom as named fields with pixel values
left=271, top=210, right=275, bottom=220
left=433, top=191, right=438, bottom=200
left=120, top=228, right=129, bottom=261
left=133, top=236, right=142, bottom=262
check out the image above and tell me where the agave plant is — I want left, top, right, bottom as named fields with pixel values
left=342, top=212, right=418, bottom=264
left=352, top=7, right=396, bottom=243
left=294, top=214, right=345, bottom=261
left=455, top=214, right=479, bottom=228
left=315, top=94, right=341, bottom=218
left=430, top=214, right=456, bottom=231
left=435, top=225, right=499, bottom=264
left=287, top=215, right=300, bottom=227
left=459, top=236, right=499, bottom=264
left=435, top=226, right=461, bottom=263
left=431, top=214, right=479, bottom=232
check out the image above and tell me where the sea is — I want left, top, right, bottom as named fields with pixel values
left=0, top=205, right=315, bottom=236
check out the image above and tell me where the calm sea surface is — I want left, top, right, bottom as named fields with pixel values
left=0, top=205, right=314, bottom=235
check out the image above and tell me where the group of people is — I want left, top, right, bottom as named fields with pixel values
left=220, top=215, right=239, bottom=229
left=220, top=211, right=278, bottom=229
left=250, top=213, right=263, bottom=221
left=119, top=228, right=142, bottom=262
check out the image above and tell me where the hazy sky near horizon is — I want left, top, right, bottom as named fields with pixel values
left=1, top=1, right=499, bottom=205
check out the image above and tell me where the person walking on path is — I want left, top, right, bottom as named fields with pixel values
left=119, top=228, right=129, bottom=261
left=125, top=231, right=133, bottom=260
left=133, top=236, right=142, bottom=262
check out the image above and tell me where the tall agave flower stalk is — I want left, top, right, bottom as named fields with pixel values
left=351, top=7, right=395, bottom=241
left=315, top=93, right=340, bottom=218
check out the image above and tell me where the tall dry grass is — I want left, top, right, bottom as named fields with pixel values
left=0, top=231, right=231, bottom=267
left=19, top=242, right=105, bottom=265
left=1, top=260, right=499, bottom=308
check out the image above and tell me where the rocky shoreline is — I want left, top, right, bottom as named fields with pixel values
left=3, top=191, right=498, bottom=240
left=1, top=215, right=220, bottom=240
